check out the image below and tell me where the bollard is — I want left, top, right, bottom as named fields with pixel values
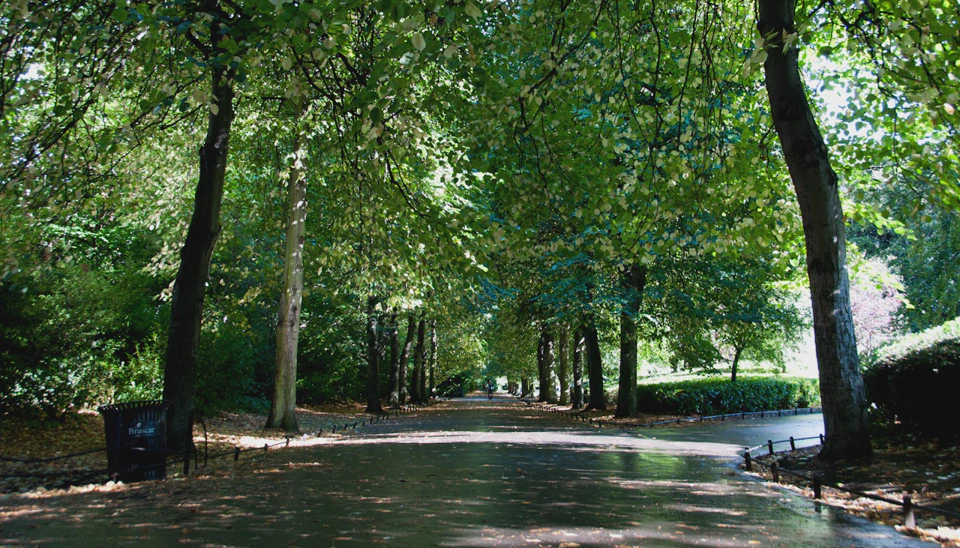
left=264, top=443, right=269, bottom=452
left=771, top=461, right=780, bottom=483
left=903, top=495, right=916, bottom=528
left=819, top=433, right=824, bottom=445
left=790, top=436, right=796, bottom=451
left=767, top=440, right=775, bottom=455
left=744, top=450, right=753, bottom=472
left=234, top=447, right=241, bottom=461
left=813, top=474, right=822, bottom=499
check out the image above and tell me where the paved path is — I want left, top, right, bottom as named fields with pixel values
left=0, top=397, right=925, bottom=547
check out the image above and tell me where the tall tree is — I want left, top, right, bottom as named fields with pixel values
left=397, top=313, right=416, bottom=405
left=572, top=328, right=584, bottom=409
left=387, top=311, right=401, bottom=407
left=364, top=296, right=383, bottom=413
left=616, top=265, right=647, bottom=417
left=758, top=0, right=871, bottom=458
left=163, top=0, right=239, bottom=451
left=558, top=327, right=569, bottom=405
left=583, top=318, right=606, bottom=410
left=266, top=120, right=307, bottom=432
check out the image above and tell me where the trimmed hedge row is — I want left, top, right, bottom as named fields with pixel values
left=636, top=377, right=821, bottom=416
left=863, top=317, right=960, bottom=437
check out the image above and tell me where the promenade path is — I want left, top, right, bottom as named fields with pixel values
left=0, top=396, right=926, bottom=547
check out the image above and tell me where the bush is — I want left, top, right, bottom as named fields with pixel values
left=863, top=317, right=960, bottom=437
left=636, top=377, right=820, bottom=416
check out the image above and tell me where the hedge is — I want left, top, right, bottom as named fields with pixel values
left=863, top=317, right=960, bottom=436
left=636, top=377, right=821, bottom=416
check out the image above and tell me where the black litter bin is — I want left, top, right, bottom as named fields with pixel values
left=98, top=400, right=169, bottom=482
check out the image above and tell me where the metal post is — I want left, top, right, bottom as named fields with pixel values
left=771, top=461, right=780, bottom=482
left=789, top=436, right=796, bottom=451
left=903, top=495, right=916, bottom=528
left=819, top=433, right=824, bottom=445
left=813, top=474, right=822, bottom=499
left=744, top=449, right=753, bottom=472
left=767, top=440, right=774, bottom=455
left=234, top=447, right=240, bottom=461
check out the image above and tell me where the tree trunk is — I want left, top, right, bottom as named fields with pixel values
left=616, top=265, right=647, bottom=418
left=398, top=313, right=415, bottom=405
left=265, top=122, right=307, bottom=433
left=521, top=377, right=530, bottom=398
left=572, top=327, right=584, bottom=409
left=387, top=311, right=400, bottom=407
left=365, top=296, right=383, bottom=414
left=413, top=316, right=426, bottom=404
left=730, top=344, right=744, bottom=383
left=558, top=327, right=569, bottom=405
left=162, top=59, right=235, bottom=453
left=544, top=327, right=557, bottom=403
left=537, top=327, right=548, bottom=402
left=759, top=0, right=871, bottom=459
left=428, top=319, right=437, bottom=400
left=583, top=319, right=606, bottom=410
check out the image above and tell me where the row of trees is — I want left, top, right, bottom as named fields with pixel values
left=3, top=0, right=959, bottom=460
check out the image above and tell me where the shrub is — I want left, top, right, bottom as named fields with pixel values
left=636, top=377, right=820, bottom=416
left=863, top=317, right=960, bottom=437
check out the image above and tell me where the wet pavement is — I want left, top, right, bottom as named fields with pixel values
left=0, top=397, right=927, bottom=547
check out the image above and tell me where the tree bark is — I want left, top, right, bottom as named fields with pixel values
left=616, top=265, right=647, bottom=418
left=387, top=311, right=400, bottom=407
left=536, top=328, right=548, bottom=402
left=558, top=327, right=569, bottom=405
left=583, top=319, right=606, bottom=410
left=412, top=316, right=426, bottom=404
left=428, top=319, right=437, bottom=400
left=163, top=55, right=235, bottom=453
left=265, top=121, right=307, bottom=433
left=365, top=296, right=383, bottom=413
left=398, top=313, right=415, bottom=405
left=759, top=0, right=871, bottom=459
left=730, top=343, right=744, bottom=383
left=572, top=327, right=584, bottom=409
left=544, top=327, right=557, bottom=403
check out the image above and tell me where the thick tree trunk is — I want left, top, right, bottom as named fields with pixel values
left=759, top=0, right=871, bottom=459
left=616, top=265, right=647, bottom=418
left=572, top=328, right=584, bottom=409
left=387, top=311, right=400, bottom=407
left=398, top=313, right=415, bottom=405
left=163, top=60, right=235, bottom=453
left=428, top=319, right=437, bottom=399
left=583, top=319, right=606, bottom=410
left=413, top=316, right=426, bottom=404
left=265, top=124, right=307, bottom=433
left=521, top=377, right=530, bottom=398
left=558, top=327, right=569, bottom=405
left=365, top=296, right=383, bottom=414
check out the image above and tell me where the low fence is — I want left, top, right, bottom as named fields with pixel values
left=523, top=400, right=822, bottom=429
left=0, top=402, right=436, bottom=489
left=743, top=437, right=960, bottom=528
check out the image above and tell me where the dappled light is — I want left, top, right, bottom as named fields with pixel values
left=1, top=398, right=919, bottom=547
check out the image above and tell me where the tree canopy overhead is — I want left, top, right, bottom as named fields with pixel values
left=3, top=0, right=960, bottom=460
